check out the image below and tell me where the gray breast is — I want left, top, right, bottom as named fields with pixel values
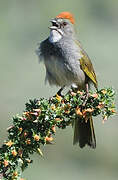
left=38, top=38, right=86, bottom=87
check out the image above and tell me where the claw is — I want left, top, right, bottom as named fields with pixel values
left=56, top=86, right=65, bottom=96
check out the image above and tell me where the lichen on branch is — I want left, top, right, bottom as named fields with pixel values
left=0, top=88, right=116, bottom=180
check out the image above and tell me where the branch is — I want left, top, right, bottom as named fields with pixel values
left=0, top=88, right=116, bottom=180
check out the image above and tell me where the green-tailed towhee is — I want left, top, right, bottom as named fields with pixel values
left=36, top=12, right=98, bottom=148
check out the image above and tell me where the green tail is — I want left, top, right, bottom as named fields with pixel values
left=73, top=117, right=96, bottom=148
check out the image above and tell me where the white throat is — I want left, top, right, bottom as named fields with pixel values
left=49, top=30, right=62, bottom=43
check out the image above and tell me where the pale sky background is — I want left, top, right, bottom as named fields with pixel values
left=0, top=1, right=118, bottom=180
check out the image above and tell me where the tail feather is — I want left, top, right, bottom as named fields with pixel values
left=73, top=117, right=96, bottom=148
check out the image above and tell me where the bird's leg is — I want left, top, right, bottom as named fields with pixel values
left=82, top=83, right=89, bottom=106
left=71, top=84, right=78, bottom=92
left=49, top=86, right=65, bottom=102
left=85, top=83, right=89, bottom=95
left=56, top=86, right=65, bottom=96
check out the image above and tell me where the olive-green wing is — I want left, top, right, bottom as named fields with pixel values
left=75, top=40, right=98, bottom=88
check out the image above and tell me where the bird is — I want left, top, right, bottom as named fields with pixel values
left=36, top=12, right=98, bottom=148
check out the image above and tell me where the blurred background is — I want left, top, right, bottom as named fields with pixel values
left=0, top=0, right=118, bottom=179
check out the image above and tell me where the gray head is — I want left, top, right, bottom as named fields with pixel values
left=49, top=12, right=76, bottom=43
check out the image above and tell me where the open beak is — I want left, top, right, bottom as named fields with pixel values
left=49, top=26, right=57, bottom=30
left=50, top=19, right=58, bottom=24
left=49, top=19, right=63, bottom=36
left=49, top=19, right=59, bottom=30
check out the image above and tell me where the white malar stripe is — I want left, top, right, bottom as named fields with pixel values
left=49, top=30, right=62, bottom=43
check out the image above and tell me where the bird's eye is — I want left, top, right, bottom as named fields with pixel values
left=62, top=22, right=67, bottom=26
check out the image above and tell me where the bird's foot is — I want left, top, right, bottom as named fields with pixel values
left=56, top=87, right=64, bottom=97
left=82, top=92, right=89, bottom=107
left=49, top=86, right=65, bottom=102
left=82, top=83, right=89, bottom=107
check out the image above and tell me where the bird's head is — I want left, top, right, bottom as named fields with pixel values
left=49, top=12, right=75, bottom=43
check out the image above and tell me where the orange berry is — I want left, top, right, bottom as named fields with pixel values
left=97, top=102, right=104, bottom=109
left=12, top=171, right=18, bottom=177
left=19, top=127, right=23, bottom=132
left=51, top=125, right=56, bottom=133
left=55, top=118, right=63, bottom=122
left=85, top=108, right=94, bottom=113
left=77, top=91, right=83, bottom=95
left=34, top=134, right=40, bottom=141
left=61, top=100, right=65, bottom=104
left=91, top=93, right=98, bottom=98
left=75, top=107, right=83, bottom=116
left=11, top=150, right=17, bottom=157
left=3, top=160, right=9, bottom=167
left=111, top=109, right=116, bottom=113
left=5, top=140, right=14, bottom=147
left=51, top=105, right=56, bottom=110
left=26, top=159, right=31, bottom=163
left=25, top=139, right=31, bottom=145
left=101, top=89, right=107, bottom=94
left=45, top=136, right=53, bottom=142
